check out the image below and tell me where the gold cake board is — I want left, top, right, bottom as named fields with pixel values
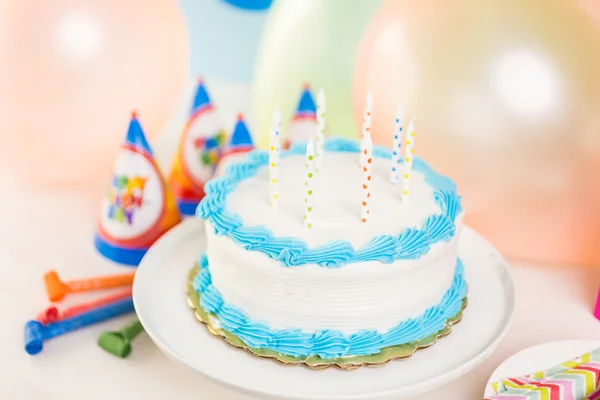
left=186, top=267, right=468, bottom=370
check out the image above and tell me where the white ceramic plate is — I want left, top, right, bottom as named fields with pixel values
left=134, top=219, right=516, bottom=400
left=483, top=340, right=600, bottom=398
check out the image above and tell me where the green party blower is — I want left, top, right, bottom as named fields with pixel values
left=97, top=318, right=144, bottom=358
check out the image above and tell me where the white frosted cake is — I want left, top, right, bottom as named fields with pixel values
left=188, top=137, right=466, bottom=368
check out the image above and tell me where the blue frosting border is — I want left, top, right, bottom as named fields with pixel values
left=197, top=138, right=462, bottom=268
left=193, top=253, right=467, bottom=359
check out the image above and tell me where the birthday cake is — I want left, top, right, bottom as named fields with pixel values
left=187, top=115, right=467, bottom=368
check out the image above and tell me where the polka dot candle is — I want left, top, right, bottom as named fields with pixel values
left=360, top=90, right=373, bottom=167
left=390, top=105, right=403, bottom=185
left=402, top=117, right=417, bottom=203
left=362, top=90, right=373, bottom=138
left=315, top=89, right=326, bottom=172
left=361, top=133, right=373, bottom=223
left=304, top=138, right=315, bottom=228
left=269, top=108, right=281, bottom=207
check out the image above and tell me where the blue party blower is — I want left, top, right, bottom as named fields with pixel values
left=24, top=297, right=135, bottom=355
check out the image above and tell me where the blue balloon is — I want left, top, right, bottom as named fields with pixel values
left=179, top=0, right=272, bottom=82
left=222, top=0, right=273, bottom=11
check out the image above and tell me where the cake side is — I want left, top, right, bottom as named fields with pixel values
left=205, top=219, right=462, bottom=333
left=191, top=253, right=467, bottom=360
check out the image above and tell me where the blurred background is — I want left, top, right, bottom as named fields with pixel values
left=1, top=0, right=599, bottom=267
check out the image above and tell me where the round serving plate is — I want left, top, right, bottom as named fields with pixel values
left=483, top=340, right=600, bottom=398
left=134, top=219, right=516, bottom=400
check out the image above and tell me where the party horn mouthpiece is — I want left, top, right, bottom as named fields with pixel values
left=24, top=321, right=45, bottom=355
left=44, top=271, right=68, bottom=302
left=37, top=306, right=60, bottom=325
left=98, top=332, right=132, bottom=358
left=98, top=318, right=144, bottom=358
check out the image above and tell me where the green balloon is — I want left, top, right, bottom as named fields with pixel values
left=253, top=0, right=384, bottom=147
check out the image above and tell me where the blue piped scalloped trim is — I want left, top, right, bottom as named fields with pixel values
left=193, top=254, right=467, bottom=359
left=197, top=138, right=462, bottom=268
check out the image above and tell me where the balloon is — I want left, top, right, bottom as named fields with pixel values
left=353, top=0, right=600, bottom=266
left=253, top=0, right=385, bottom=147
left=0, top=0, right=189, bottom=188
left=223, top=0, right=273, bottom=11
left=577, top=0, right=600, bottom=27
left=180, top=0, right=271, bottom=82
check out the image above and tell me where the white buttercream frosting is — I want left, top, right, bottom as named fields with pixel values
left=226, top=153, right=441, bottom=248
left=206, top=221, right=461, bottom=334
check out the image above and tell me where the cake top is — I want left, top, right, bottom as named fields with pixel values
left=228, top=152, right=437, bottom=247
left=198, top=138, right=462, bottom=268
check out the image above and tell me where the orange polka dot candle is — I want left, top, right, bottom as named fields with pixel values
left=269, top=109, right=281, bottom=207
left=402, top=118, right=417, bottom=203
left=362, top=90, right=373, bottom=138
left=304, top=139, right=315, bottom=229
left=361, top=133, right=373, bottom=223
left=360, top=91, right=373, bottom=167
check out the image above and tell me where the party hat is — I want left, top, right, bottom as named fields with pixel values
left=284, top=84, right=317, bottom=148
left=95, top=112, right=181, bottom=266
left=169, top=78, right=226, bottom=216
left=223, top=114, right=254, bottom=156
left=294, top=84, right=317, bottom=120
left=215, top=114, right=254, bottom=176
left=192, top=79, right=211, bottom=113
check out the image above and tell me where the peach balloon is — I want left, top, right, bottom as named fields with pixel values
left=354, top=0, right=600, bottom=266
left=0, top=0, right=189, bottom=187
left=577, top=0, right=600, bottom=27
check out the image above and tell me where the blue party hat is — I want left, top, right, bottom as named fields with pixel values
left=294, top=84, right=316, bottom=119
left=124, top=111, right=153, bottom=156
left=191, top=78, right=213, bottom=115
left=224, top=114, right=254, bottom=155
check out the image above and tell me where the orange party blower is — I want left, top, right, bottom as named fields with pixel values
left=44, top=270, right=135, bottom=302
left=37, top=288, right=133, bottom=324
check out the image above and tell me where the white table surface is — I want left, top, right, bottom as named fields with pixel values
left=2, top=80, right=600, bottom=400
